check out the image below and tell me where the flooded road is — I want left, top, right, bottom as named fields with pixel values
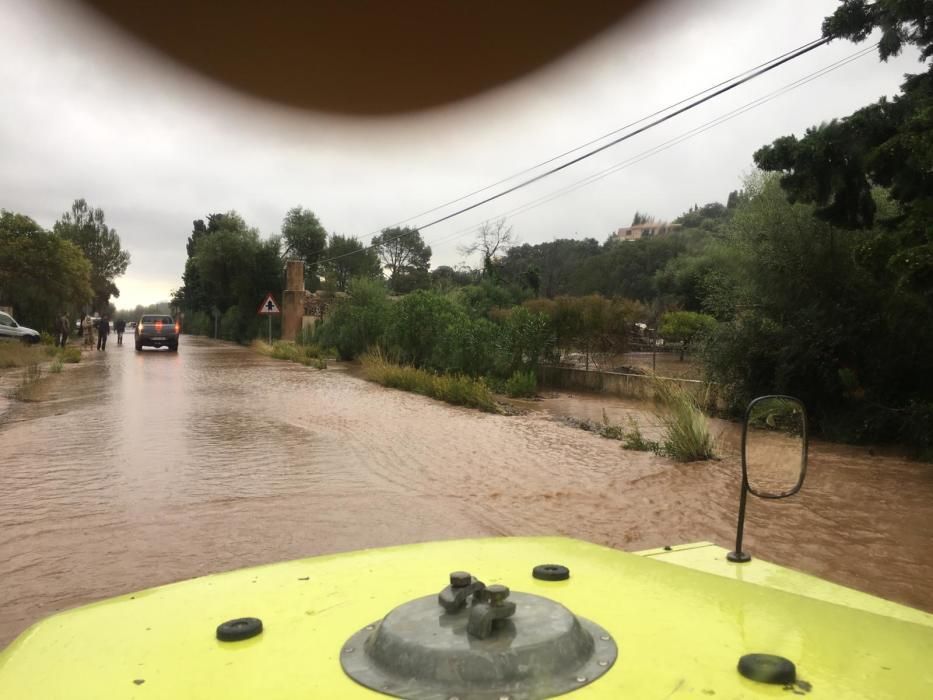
left=1, top=337, right=932, bottom=647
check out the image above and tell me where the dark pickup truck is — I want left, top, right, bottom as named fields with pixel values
left=135, top=314, right=179, bottom=352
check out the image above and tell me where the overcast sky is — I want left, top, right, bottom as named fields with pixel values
left=0, top=0, right=922, bottom=309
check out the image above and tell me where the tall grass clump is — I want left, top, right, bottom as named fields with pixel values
left=652, top=377, right=715, bottom=461
left=504, top=370, right=537, bottom=398
left=255, top=340, right=329, bottom=368
left=362, top=350, right=497, bottom=412
left=59, top=346, right=82, bottom=363
left=0, top=342, right=53, bottom=368
left=50, top=358, right=64, bottom=373
left=13, top=363, right=43, bottom=401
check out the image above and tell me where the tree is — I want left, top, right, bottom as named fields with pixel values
left=458, top=218, right=517, bottom=276
left=174, top=211, right=282, bottom=341
left=754, top=1, right=933, bottom=295
left=547, top=295, right=629, bottom=369
left=0, top=210, right=92, bottom=329
left=53, top=199, right=130, bottom=311
left=320, top=233, right=382, bottom=292
left=659, top=310, right=716, bottom=360
left=673, top=202, right=729, bottom=231
left=281, top=207, right=328, bottom=288
left=631, top=211, right=653, bottom=226
left=698, top=174, right=933, bottom=451
left=430, top=265, right=478, bottom=292
left=371, top=226, right=432, bottom=293
left=500, top=238, right=601, bottom=298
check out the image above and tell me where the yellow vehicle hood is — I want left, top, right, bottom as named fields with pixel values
left=1, top=536, right=931, bottom=699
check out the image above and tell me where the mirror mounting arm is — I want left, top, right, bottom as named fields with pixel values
left=727, top=478, right=751, bottom=563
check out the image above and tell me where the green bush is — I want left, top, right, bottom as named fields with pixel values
left=455, top=279, right=526, bottom=318
left=185, top=311, right=212, bottom=336
left=39, top=331, right=56, bottom=346
left=219, top=306, right=242, bottom=341
left=504, top=370, right=537, bottom=398
left=315, top=277, right=390, bottom=360
left=494, top=306, right=553, bottom=376
left=384, top=290, right=465, bottom=368
left=659, top=310, right=716, bottom=357
left=432, top=316, right=499, bottom=377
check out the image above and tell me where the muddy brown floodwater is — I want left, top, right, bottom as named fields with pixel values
left=1, top=337, right=932, bottom=648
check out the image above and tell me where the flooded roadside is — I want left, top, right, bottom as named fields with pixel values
left=1, top=337, right=931, bottom=649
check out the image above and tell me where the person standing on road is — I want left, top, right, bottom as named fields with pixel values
left=114, top=318, right=126, bottom=345
left=83, top=314, right=94, bottom=347
left=57, top=313, right=70, bottom=347
left=97, top=315, right=111, bottom=351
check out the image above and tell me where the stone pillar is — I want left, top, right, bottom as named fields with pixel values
left=282, top=260, right=305, bottom=341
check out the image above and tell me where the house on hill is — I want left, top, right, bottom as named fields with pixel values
left=611, top=221, right=681, bottom=241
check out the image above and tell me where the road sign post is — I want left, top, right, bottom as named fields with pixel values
left=257, top=293, right=281, bottom=345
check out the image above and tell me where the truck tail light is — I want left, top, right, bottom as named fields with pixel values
left=174, top=322, right=180, bottom=333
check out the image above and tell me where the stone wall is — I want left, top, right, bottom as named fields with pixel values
left=539, top=365, right=722, bottom=409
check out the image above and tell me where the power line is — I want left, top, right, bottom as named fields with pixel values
left=358, top=37, right=828, bottom=238
left=425, top=43, right=879, bottom=253
left=317, top=36, right=831, bottom=268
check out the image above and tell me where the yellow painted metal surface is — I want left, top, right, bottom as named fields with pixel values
left=1, top=536, right=931, bottom=699
left=637, top=542, right=933, bottom=627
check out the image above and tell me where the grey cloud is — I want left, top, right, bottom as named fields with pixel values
left=0, top=0, right=922, bottom=307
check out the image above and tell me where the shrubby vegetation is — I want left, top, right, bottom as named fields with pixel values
left=0, top=343, right=81, bottom=374
left=361, top=350, right=497, bottom=412
left=312, top=275, right=644, bottom=404
left=254, top=340, right=328, bottom=369
left=503, top=370, right=538, bottom=398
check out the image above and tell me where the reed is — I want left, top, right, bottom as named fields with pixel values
left=651, top=377, right=715, bottom=461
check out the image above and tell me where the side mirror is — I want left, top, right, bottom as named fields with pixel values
left=727, top=396, right=808, bottom=563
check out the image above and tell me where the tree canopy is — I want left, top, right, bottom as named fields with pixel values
left=281, top=206, right=327, bottom=288
left=53, top=199, right=130, bottom=311
left=172, top=211, right=283, bottom=341
left=320, top=233, right=382, bottom=292
left=371, top=227, right=432, bottom=293
left=754, top=0, right=933, bottom=296
left=0, top=210, right=93, bottom=329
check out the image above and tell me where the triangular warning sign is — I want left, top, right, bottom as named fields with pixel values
left=257, top=293, right=281, bottom=314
